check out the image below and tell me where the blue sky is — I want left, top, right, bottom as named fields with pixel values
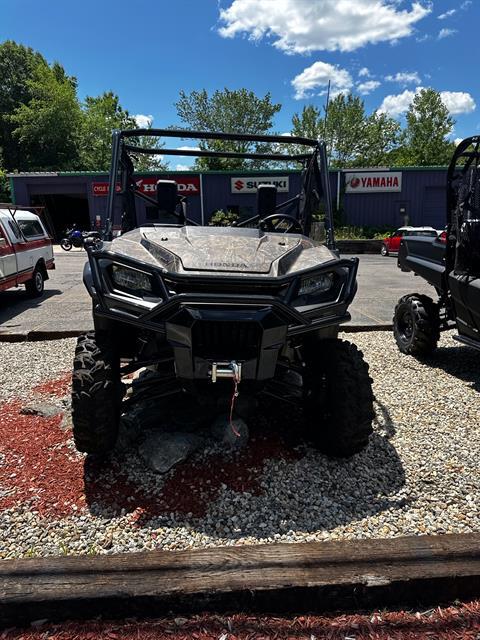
left=2, top=0, right=479, bottom=169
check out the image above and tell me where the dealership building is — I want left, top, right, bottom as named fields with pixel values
left=8, top=166, right=447, bottom=238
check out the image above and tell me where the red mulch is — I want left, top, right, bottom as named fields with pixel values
left=0, top=399, right=85, bottom=517
left=32, top=374, right=72, bottom=398
left=0, top=376, right=299, bottom=521
left=3, top=602, right=480, bottom=639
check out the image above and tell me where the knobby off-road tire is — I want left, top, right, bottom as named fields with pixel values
left=393, top=294, right=440, bottom=356
left=72, top=331, right=124, bottom=455
left=303, top=339, right=375, bottom=458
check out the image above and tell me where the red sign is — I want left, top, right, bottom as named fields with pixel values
left=136, top=176, right=200, bottom=195
left=92, top=176, right=200, bottom=196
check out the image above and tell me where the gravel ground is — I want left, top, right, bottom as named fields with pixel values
left=0, top=330, right=479, bottom=559
left=0, top=338, right=76, bottom=402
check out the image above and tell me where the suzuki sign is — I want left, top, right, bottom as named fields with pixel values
left=231, top=176, right=289, bottom=193
left=345, top=171, right=402, bottom=193
left=92, top=175, right=200, bottom=196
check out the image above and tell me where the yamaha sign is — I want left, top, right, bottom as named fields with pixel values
left=231, top=176, right=289, bottom=193
left=345, top=171, right=402, bottom=193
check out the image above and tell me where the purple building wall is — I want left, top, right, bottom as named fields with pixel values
left=9, top=167, right=447, bottom=231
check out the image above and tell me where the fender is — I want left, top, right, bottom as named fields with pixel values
left=83, top=262, right=97, bottom=299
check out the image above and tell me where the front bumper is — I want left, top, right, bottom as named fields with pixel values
left=84, top=249, right=358, bottom=380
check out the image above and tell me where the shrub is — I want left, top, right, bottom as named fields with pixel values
left=208, top=210, right=239, bottom=226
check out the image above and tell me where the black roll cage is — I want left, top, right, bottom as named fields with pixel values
left=446, top=135, right=480, bottom=271
left=105, top=128, right=336, bottom=250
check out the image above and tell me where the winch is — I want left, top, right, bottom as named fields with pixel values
left=210, top=360, right=242, bottom=383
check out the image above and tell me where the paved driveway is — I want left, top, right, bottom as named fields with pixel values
left=0, top=249, right=435, bottom=336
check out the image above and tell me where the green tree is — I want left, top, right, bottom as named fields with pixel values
left=0, top=166, right=10, bottom=202
left=402, top=88, right=455, bottom=165
left=323, top=94, right=368, bottom=167
left=174, top=88, right=281, bottom=169
left=8, top=62, right=81, bottom=170
left=79, top=92, right=137, bottom=170
left=290, top=95, right=400, bottom=168
left=291, top=104, right=323, bottom=140
left=357, top=111, right=401, bottom=167
left=128, top=122, right=170, bottom=172
left=0, top=41, right=79, bottom=171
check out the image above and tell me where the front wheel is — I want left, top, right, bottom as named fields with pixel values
left=303, top=339, right=374, bottom=457
left=71, top=331, right=124, bottom=455
left=393, top=294, right=440, bottom=356
left=381, top=244, right=389, bottom=256
left=60, top=238, right=72, bottom=251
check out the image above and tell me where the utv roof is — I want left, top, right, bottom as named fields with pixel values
left=120, top=128, right=320, bottom=163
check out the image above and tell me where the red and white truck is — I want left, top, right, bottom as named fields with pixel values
left=0, top=207, right=55, bottom=297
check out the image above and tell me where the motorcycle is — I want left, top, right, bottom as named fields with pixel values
left=60, top=228, right=102, bottom=251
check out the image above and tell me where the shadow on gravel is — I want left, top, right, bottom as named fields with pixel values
left=82, top=397, right=406, bottom=539
left=426, top=344, right=480, bottom=392
left=0, top=288, right=61, bottom=327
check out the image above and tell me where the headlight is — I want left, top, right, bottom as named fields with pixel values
left=111, top=264, right=153, bottom=293
left=298, top=273, right=334, bottom=296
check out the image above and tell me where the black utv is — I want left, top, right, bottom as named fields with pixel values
left=394, top=136, right=480, bottom=355
left=72, top=129, right=374, bottom=460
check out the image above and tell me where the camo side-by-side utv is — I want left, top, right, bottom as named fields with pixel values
left=393, top=136, right=480, bottom=355
left=72, top=129, right=374, bottom=459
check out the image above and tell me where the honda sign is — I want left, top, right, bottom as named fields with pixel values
left=92, top=175, right=200, bottom=196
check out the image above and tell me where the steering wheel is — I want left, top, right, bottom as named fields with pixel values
left=259, top=214, right=303, bottom=234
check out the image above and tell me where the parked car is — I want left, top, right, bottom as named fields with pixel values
left=0, top=207, right=55, bottom=297
left=381, top=226, right=438, bottom=256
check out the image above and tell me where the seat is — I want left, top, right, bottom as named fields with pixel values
left=156, top=180, right=178, bottom=215
left=257, top=184, right=277, bottom=218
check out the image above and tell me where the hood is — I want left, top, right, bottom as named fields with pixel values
left=107, top=225, right=337, bottom=278
left=143, top=226, right=301, bottom=274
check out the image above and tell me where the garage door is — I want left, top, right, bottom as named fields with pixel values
left=422, top=186, right=446, bottom=228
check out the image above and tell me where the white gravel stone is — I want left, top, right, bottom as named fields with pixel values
left=0, top=338, right=76, bottom=402
left=1, top=330, right=480, bottom=558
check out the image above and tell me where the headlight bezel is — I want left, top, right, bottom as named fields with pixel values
left=292, top=268, right=346, bottom=309
left=298, top=272, right=335, bottom=296
left=109, top=263, right=157, bottom=298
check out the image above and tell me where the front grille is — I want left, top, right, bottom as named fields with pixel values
left=192, top=321, right=261, bottom=360
left=164, top=278, right=289, bottom=298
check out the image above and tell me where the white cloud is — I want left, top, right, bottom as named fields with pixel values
left=358, top=67, right=371, bottom=78
left=291, top=61, right=352, bottom=100
left=176, top=145, right=201, bottom=152
left=378, top=88, right=419, bottom=116
left=385, top=71, right=421, bottom=85
left=134, top=114, right=153, bottom=128
left=438, top=27, right=457, bottom=39
left=175, top=164, right=191, bottom=171
left=357, top=80, right=381, bottom=95
left=440, top=91, right=476, bottom=115
left=461, top=1, right=472, bottom=9
left=218, top=0, right=430, bottom=53
left=378, top=87, right=476, bottom=117
left=454, top=138, right=463, bottom=146
left=438, top=8, right=456, bottom=19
